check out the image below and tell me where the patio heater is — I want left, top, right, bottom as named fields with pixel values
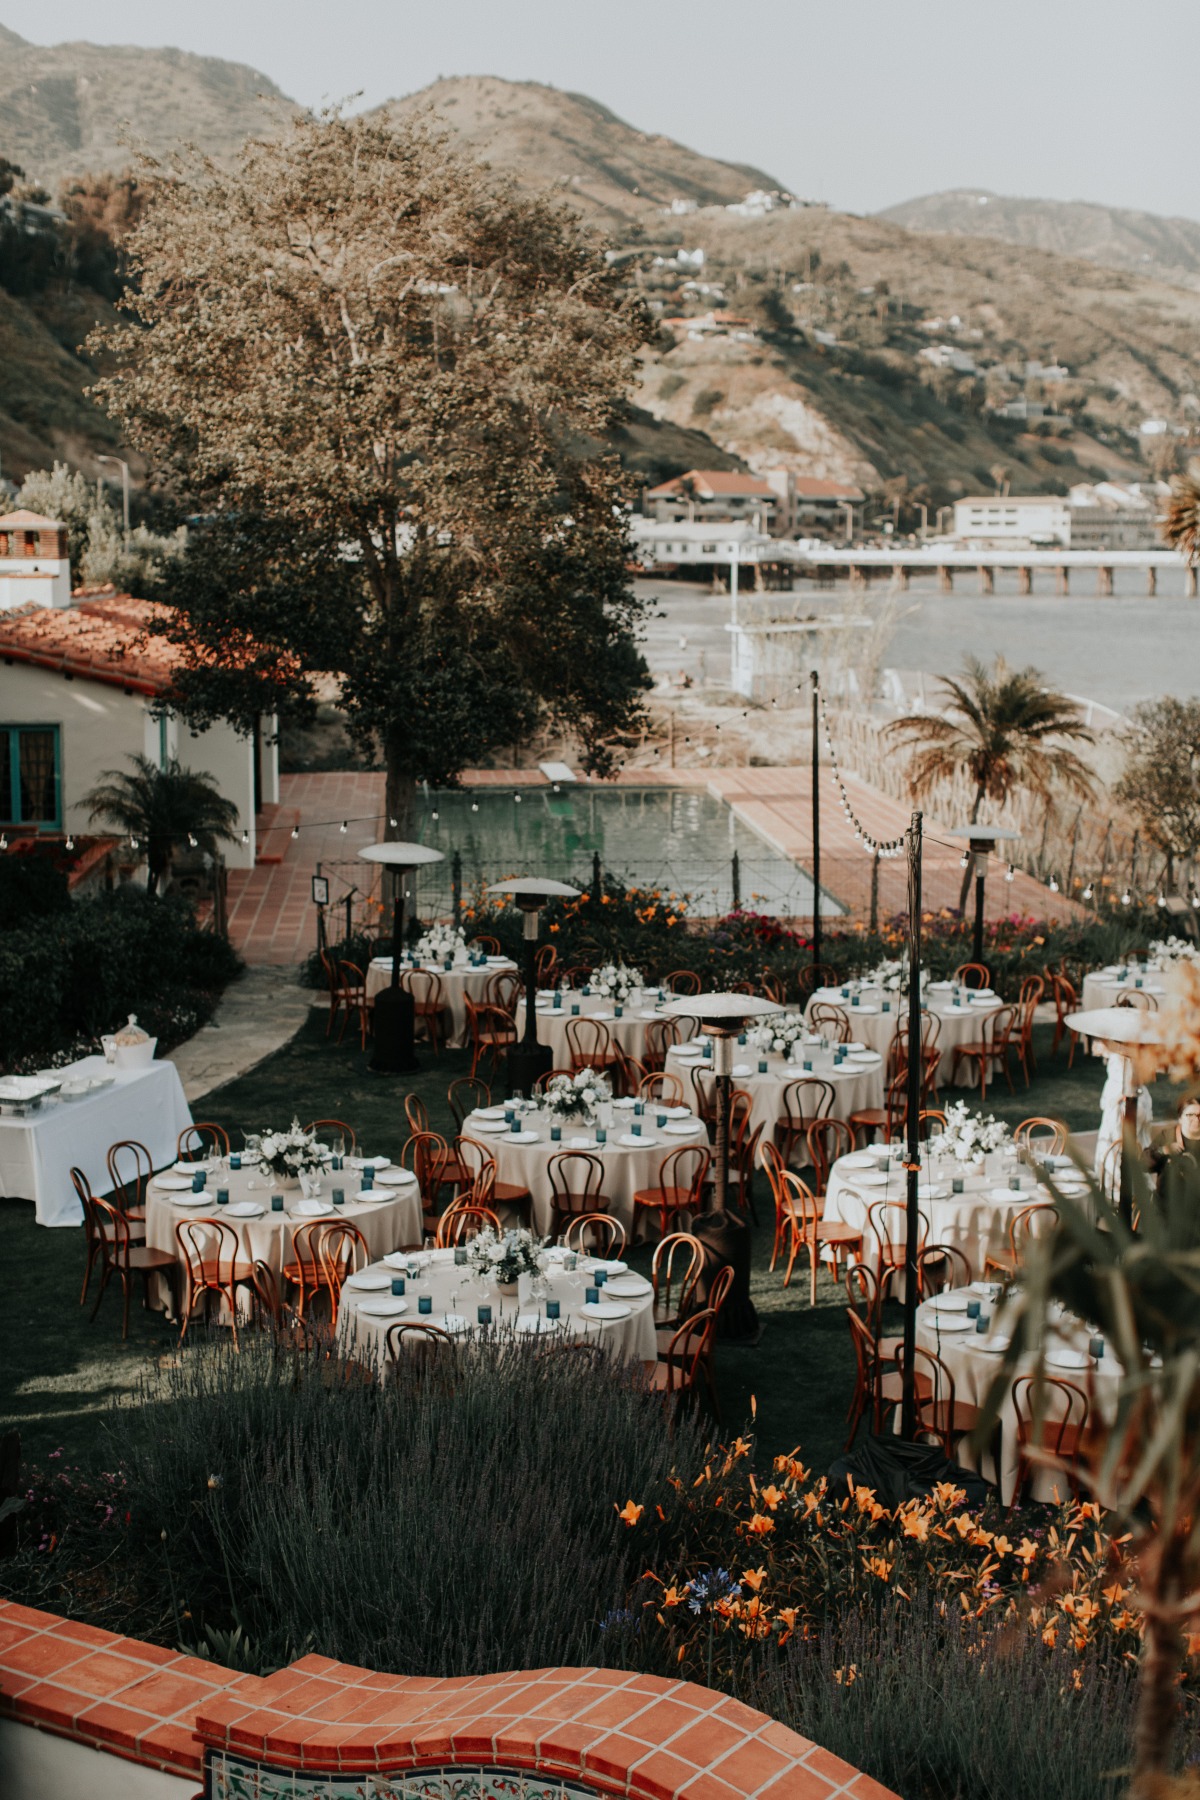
left=486, top=877, right=581, bottom=1096
left=662, top=991, right=783, bottom=1342
left=1063, top=1004, right=1164, bottom=1229
left=950, top=825, right=1021, bottom=967
left=359, top=841, right=445, bottom=1075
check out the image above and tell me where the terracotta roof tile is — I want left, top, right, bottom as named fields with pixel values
left=0, top=594, right=178, bottom=697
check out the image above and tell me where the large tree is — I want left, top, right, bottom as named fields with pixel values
left=1115, top=696, right=1200, bottom=888
left=92, top=111, right=653, bottom=835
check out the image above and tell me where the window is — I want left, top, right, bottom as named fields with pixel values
left=0, top=725, right=61, bottom=828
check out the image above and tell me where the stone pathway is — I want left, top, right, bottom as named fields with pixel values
left=166, top=964, right=313, bottom=1103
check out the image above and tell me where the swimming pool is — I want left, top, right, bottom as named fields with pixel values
left=405, top=784, right=831, bottom=918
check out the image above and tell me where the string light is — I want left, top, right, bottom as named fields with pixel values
left=339, top=820, right=348, bottom=834
left=1083, top=882, right=1094, bottom=900
left=431, top=808, right=439, bottom=822
left=187, top=833, right=198, bottom=848
left=240, top=828, right=250, bottom=845
left=960, top=850, right=971, bottom=869
left=816, top=693, right=905, bottom=857
left=291, top=824, right=300, bottom=840
left=470, top=801, right=479, bottom=813
left=1157, top=893, right=1168, bottom=909
left=1121, top=888, right=1132, bottom=906
left=513, top=792, right=522, bottom=804
left=389, top=818, right=398, bottom=829
left=1048, top=875, right=1059, bottom=893
left=130, top=836, right=139, bottom=850
left=65, top=834, right=75, bottom=851
left=1005, top=864, right=1015, bottom=883
left=0, top=833, right=8, bottom=851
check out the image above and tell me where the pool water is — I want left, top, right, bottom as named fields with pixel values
left=406, top=785, right=827, bottom=918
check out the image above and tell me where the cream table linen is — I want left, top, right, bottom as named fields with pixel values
left=515, top=990, right=668, bottom=1068
left=664, top=1044, right=884, bottom=1159
left=1, top=1055, right=193, bottom=1227
left=463, top=1104, right=709, bottom=1238
left=806, top=985, right=1003, bottom=1087
left=336, top=1247, right=656, bottom=1368
left=365, top=958, right=516, bottom=1050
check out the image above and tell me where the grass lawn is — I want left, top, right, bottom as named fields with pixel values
left=1, top=1009, right=1126, bottom=1479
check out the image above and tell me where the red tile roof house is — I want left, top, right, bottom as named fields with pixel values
left=644, top=472, right=777, bottom=528
left=0, top=589, right=279, bottom=872
left=0, top=1597, right=898, bottom=1800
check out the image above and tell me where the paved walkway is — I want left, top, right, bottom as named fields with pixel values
left=166, top=965, right=312, bottom=1103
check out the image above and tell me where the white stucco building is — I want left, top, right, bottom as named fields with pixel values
left=0, top=510, right=73, bottom=609
left=0, top=588, right=277, bottom=871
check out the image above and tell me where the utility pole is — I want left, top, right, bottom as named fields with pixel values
left=811, top=669, right=822, bottom=969
left=901, top=810, right=923, bottom=1439
left=96, top=454, right=131, bottom=544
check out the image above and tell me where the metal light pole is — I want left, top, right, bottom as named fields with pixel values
left=951, top=826, right=1020, bottom=967
left=487, top=877, right=581, bottom=1096
left=96, top=454, right=131, bottom=543
left=811, top=669, right=822, bottom=969
left=901, top=810, right=923, bottom=1439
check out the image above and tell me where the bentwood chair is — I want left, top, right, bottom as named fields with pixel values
left=86, top=1197, right=179, bottom=1340
left=806, top=1117, right=855, bottom=1200
left=983, top=1202, right=1057, bottom=1282
left=456, top=1136, right=532, bottom=1225
left=778, top=1171, right=863, bottom=1302
left=844, top=1303, right=904, bottom=1448
left=664, top=969, right=701, bottom=995
left=400, top=968, right=450, bottom=1054
left=435, top=1201, right=501, bottom=1246
left=644, top=1307, right=719, bottom=1414
left=651, top=1232, right=706, bottom=1340
left=337, top=961, right=370, bottom=1048
left=632, top=1145, right=712, bottom=1243
left=775, top=1078, right=834, bottom=1167
left=867, top=1198, right=929, bottom=1301
left=948, top=1006, right=1016, bottom=1101
left=534, top=944, right=558, bottom=987
left=464, top=996, right=517, bottom=1079
left=282, top=1219, right=332, bottom=1319
left=469, top=934, right=502, bottom=956
left=316, top=1220, right=369, bottom=1324
left=797, top=963, right=839, bottom=1000
left=566, top=1016, right=613, bottom=1073
left=893, top=1344, right=991, bottom=1471
left=448, top=1076, right=491, bottom=1133
left=400, top=1130, right=465, bottom=1224
left=563, top=1212, right=627, bottom=1258
left=485, top=970, right=521, bottom=1019
left=1011, top=1376, right=1092, bottom=1505
left=105, top=1139, right=152, bottom=1234
left=952, top=962, right=992, bottom=990
left=1014, top=1116, right=1068, bottom=1157
left=548, top=1151, right=612, bottom=1239
left=303, top=1119, right=357, bottom=1154
left=639, top=1070, right=685, bottom=1106
left=177, top=1123, right=230, bottom=1160
left=917, top=1241, right=972, bottom=1296
left=175, top=1216, right=254, bottom=1347
left=809, top=1003, right=851, bottom=1043
left=643, top=1017, right=683, bottom=1073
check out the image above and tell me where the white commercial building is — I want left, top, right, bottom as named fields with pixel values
left=954, top=485, right=1164, bottom=550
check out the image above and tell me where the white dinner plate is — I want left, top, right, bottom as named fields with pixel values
left=662, top=1105, right=691, bottom=1119
left=515, top=1313, right=557, bottom=1334
left=225, top=1201, right=263, bottom=1219
left=1046, top=1347, right=1089, bottom=1370
left=973, top=1335, right=1011, bottom=1355
left=605, top=1275, right=652, bottom=1298
left=617, top=1133, right=657, bottom=1148
left=928, top=1315, right=972, bottom=1333
left=988, top=1187, right=1027, bottom=1204
left=611, top=1097, right=637, bottom=1111
left=847, top=1051, right=882, bottom=1064
left=580, top=1299, right=632, bottom=1321
left=731, top=1063, right=753, bottom=1077
left=293, top=1200, right=333, bottom=1217
left=440, top=1312, right=472, bottom=1334
left=344, top=1269, right=392, bottom=1291
left=173, top=1159, right=216, bottom=1174
left=565, top=1135, right=597, bottom=1149
left=353, top=1189, right=392, bottom=1203
left=155, top=1175, right=197, bottom=1192
left=475, top=1106, right=508, bottom=1120
left=485, top=955, right=510, bottom=964
left=839, top=1152, right=878, bottom=1170
left=470, top=1119, right=509, bottom=1134
left=374, top=1169, right=418, bottom=1187
left=590, top=1259, right=628, bottom=1275
left=917, top=1183, right=948, bottom=1202
left=357, top=1296, right=409, bottom=1318
left=348, top=1155, right=390, bottom=1169
left=663, top=1121, right=702, bottom=1136
left=846, top=1169, right=890, bottom=1187
left=383, top=1251, right=421, bottom=1270
left=169, top=1193, right=211, bottom=1207
left=932, top=1293, right=970, bottom=1313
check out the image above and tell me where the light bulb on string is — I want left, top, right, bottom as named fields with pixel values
left=960, top=850, right=970, bottom=869
left=130, top=836, right=139, bottom=850
left=0, top=834, right=7, bottom=851
left=291, top=825, right=299, bottom=840
left=389, top=818, right=398, bottom=829
left=1157, top=893, right=1168, bottom=909
left=431, top=809, right=439, bottom=823
left=514, top=792, right=522, bottom=804
left=1048, top=875, right=1059, bottom=893
left=339, top=820, right=348, bottom=834
left=241, top=828, right=250, bottom=845
left=1121, top=889, right=1132, bottom=907
left=187, top=833, right=198, bottom=848
left=1005, top=864, right=1015, bottom=882
left=1083, top=882, right=1094, bottom=900
left=470, top=801, right=479, bottom=813
left=65, top=834, right=75, bottom=851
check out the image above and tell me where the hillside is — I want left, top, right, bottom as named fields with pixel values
left=0, top=21, right=293, bottom=189
left=879, top=188, right=1200, bottom=292
left=374, top=76, right=784, bottom=229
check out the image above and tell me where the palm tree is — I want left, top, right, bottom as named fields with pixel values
left=886, top=657, right=1096, bottom=905
left=83, top=754, right=240, bottom=896
left=1161, top=460, right=1200, bottom=562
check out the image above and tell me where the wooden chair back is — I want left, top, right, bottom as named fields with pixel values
left=548, top=1151, right=606, bottom=1217
left=404, top=1093, right=431, bottom=1136
left=317, top=1220, right=369, bottom=1320
left=469, top=934, right=501, bottom=956
left=664, top=969, right=701, bottom=995
left=867, top=1198, right=930, bottom=1270
left=639, top=1070, right=684, bottom=1105
left=486, top=970, right=521, bottom=1016
left=106, top=1139, right=153, bottom=1214
left=1014, top=1116, right=1068, bottom=1156
left=845, top=1260, right=886, bottom=1332
left=178, top=1122, right=230, bottom=1159
left=797, top=963, right=839, bottom=999
left=435, top=1201, right=502, bottom=1246
left=658, top=1144, right=712, bottom=1204
left=566, top=1015, right=612, bottom=1070
left=809, top=1003, right=850, bottom=1042
left=1012, top=1375, right=1091, bottom=1462
left=952, top=962, right=991, bottom=989
left=652, top=1231, right=705, bottom=1325
left=806, top=1117, right=854, bottom=1193
left=304, top=1119, right=357, bottom=1153
left=534, top=943, right=558, bottom=986
left=563, top=1212, right=626, bottom=1257
left=917, top=1242, right=972, bottom=1294
left=448, top=1076, right=491, bottom=1131
left=656, top=1307, right=717, bottom=1396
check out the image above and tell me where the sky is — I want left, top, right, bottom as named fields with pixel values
left=8, top=0, right=1200, bottom=219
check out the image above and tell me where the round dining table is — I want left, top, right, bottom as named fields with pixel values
left=463, top=1102, right=709, bottom=1238
left=336, top=1244, right=657, bottom=1368
left=914, top=1285, right=1121, bottom=1504
left=365, top=956, right=517, bottom=1050
left=1080, top=965, right=1172, bottom=1013
left=514, top=988, right=674, bottom=1070
left=144, top=1155, right=424, bottom=1316
left=664, top=1038, right=885, bottom=1158
left=806, top=982, right=1004, bottom=1087
left=823, top=1142, right=1089, bottom=1283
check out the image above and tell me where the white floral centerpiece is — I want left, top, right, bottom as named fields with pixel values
left=415, top=922, right=466, bottom=962
left=863, top=957, right=926, bottom=995
left=928, top=1099, right=1010, bottom=1165
left=250, top=1120, right=330, bottom=1188
left=590, top=962, right=644, bottom=1003
left=468, top=1226, right=544, bottom=1288
left=1149, top=936, right=1198, bottom=968
left=542, top=1068, right=611, bottom=1122
left=748, top=1012, right=806, bottom=1058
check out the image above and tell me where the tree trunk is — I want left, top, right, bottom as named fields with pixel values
left=1130, top=1530, right=1186, bottom=1798
left=383, top=748, right=421, bottom=938
left=957, top=785, right=986, bottom=912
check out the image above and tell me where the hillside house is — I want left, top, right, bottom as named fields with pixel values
left=0, top=511, right=72, bottom=609
left=762, top=473, right=865, bottom=538
left=644, top=470, right=777, bottom=528
left=0, top=587, right=277, bottom=872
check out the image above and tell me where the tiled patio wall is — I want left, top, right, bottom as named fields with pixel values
left=0, top=1598, right=897, bottom=1800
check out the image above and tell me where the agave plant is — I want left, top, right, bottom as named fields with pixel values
left=978, top=1146, right=1200, bottom=1798
left=83, top=753, right=239, bottom=896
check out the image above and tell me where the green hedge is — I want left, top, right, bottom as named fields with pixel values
left=0, top=888, right=242, bottom=1071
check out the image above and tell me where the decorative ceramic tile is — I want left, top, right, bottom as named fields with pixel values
left=207, top=1753, right=603, bottom=1800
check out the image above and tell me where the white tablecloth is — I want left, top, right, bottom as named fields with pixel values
left=0, top=1055, right=193, bottom=1227
left=825, top=1145, right=1072, bottom=1281
left=1080, top=968, right=1170, bottom=1013
left=915, top=1288, right=1119, bottom=1503
left=365, top=958, right=517, bottom=1049
left=336, top=1247, right=656, bottom=1368
left=664, top=1044, right=884, bottom=1158
left=807, top=985, right=1003, bottom=1087
left=463, top=1104, right=709, bottom=1237
left=516, top=991, right=666, bottom=1068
